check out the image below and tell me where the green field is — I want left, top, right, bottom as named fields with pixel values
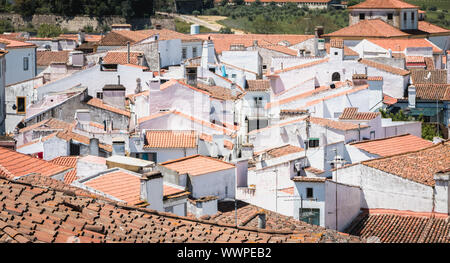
left=175, top=18, right=216, bottom=34
left=404, top=0, right=450, bottom=11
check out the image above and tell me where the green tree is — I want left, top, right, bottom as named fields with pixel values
left=37, top=23, right=63, bottom=38
left=13, top=0, right=37, bottom=17
left=233, top=0, right=244, bottom=5
left=219, top=26, right=233, bottom=34
left=0, top=20, right=13, bottom=33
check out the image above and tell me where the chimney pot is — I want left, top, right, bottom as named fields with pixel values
left=258, top=211, right=266, bottom=229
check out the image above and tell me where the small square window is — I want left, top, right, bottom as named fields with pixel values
left=182, top=48, right=187, bottom=59
left=334, top=52, right=338, bottom=56
left=96, top=92, right=103, bottom=99
left=387, top=13, right=393, bottom=20
left=359, top=13, right=365, bottom=20
left=306, top=188, right=314, bottom=199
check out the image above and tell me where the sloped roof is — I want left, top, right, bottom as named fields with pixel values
left=348, top=0, right=419, bottom=9
left=255, top=144, right=304, bottom=158
left=144, top=130, right=198, bottom=149
left=367, top=38, right=442, bottom=54
left=350, top=134, right=433, bottom=157
left=102, top=51, right=143, bottom=65
left=414, top=84, right=450, bottom=101
left=0, top=174, right=362, bottom=243
left=86, top=98, right=131, bottom=117
left=362, top=141, right=450, bottom=186
left=50, top=156, right=79, bottom=185
left=358, top=58, right=410, bottom=76
left=410, top=69, right=447, bottom=84
left=56, top=130, right=112, bottom=153
left=195, top=34, right=314, bottom=54
left=417, top=21, right=450, bottom=34
left=323, top=19, right=410, bottom=38
left=36, top=51, right=70, bottom=66
left=160, top=155, right=235, bottom=176
left=0, top=147, right=70, bottom=179
left=346, top=209, right=449, bottom=243
left=309, top=117, right=369, bottom=131
left=247, top=80, right=271, bottom=91
left=339, top=107, right=380, bottom=120
left=19, top=118, right=75, bottom=133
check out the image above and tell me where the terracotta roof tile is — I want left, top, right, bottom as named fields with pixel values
left=195, top=34, right=314, bottom=54
left=414, top=84, right=450, bottom=101
left=410, top=69, right=447, bottom=84
left=362, top=141, right=450, bottom=186
left=55, top=130, right=112, bottom=152
left=19, top=118, right=75, bottom=133
left=309, top=117, right=369, bottom=131
left=246, top=80, right=271, bottom=91
left=339, top=107, right=380, bottom=120
left=348, top=0, right=418, bottom=9
left=346, top=210, right=449, bottom=243
left=323, top=19, right=410, bottom=38
left=368, top=38, right=442, bottom=54
left=383, top=93, right=397, bottom=105
left=358, top=58, right=410, bottom=76
left=0, top=174, right=362, bottom=243
left=292, top=176, right=326, bottom=182
left=103, top=51, right=143, bottom=65
left=144, top=130, right=198, bottom=149
left=160, top=155, right=235, bottom=176
left=255, top=144, right=304, bottom=158
left=0, top=37, right=36, bottom=49
left=87, top=98, right=131, bottom=117
left=418, top=21, right=450, bottom=34
left=0, top=147, right=70, bottom=179
left=268, top=58, right=329, bottom=75
left=350, top=134, right=433, bottom=157
left=36, top=51, right=70, bottom=66
left=50, top=156, right=79, bottom=185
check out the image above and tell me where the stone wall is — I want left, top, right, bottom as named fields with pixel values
left=0, top=13, right=157, bottom=32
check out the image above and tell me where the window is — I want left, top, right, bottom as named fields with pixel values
left=370, top=131, right=376, bottom=140
left=182, top=48, right=187, bottom=59
left=334, top=52, right=338, bottom=56
left=23, top=57, right=29, bottom=71
left=96, top=92, right=103, bottom=99
left=164, top=206, right=173, bottom=213
left=387, top=13, right=393, bottom=20
left=308, top=138, right=319, bottom=148
left=306, top=188, right=314, bottom=198
left=70, top=143, right=80, bottom=156
left=411, top=12, right=414, bottom=21
left=192, top=47, right=197, bottom=57
left=262, top=65, right=267, bottom=70
left=359, top=13, right=365, bottom=20
left=299, top=208, right=320, bottom=226
left=231, top=73, right=236, bottom=78
left=16, top=97, right=26, bottom=114
left=148, top=152, right=157, bottom=162
left=254, top=97, right=263, bottom=107
left=404, top=13, right=407, bottom=21
left=332, top=72, right=341, bottom=82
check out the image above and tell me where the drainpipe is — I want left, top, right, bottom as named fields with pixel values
left=127, top=41, right=130, bottom=64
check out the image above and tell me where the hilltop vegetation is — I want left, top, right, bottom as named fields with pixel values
left=0, top=0, right=154, bottom=19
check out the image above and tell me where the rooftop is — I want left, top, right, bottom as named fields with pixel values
left=103, top=51, right=144, bottom=66
left=0, top=147, right=70, bottom=179
left=49, top=156, right=79, bottom=185
left=86, top=98, right=131, bottom=117
left=339, top=107, right=381, bottom=120
left=362, top=140, right=450, bottom=186
left=254, top=144, right=304, bottom=158
left=358, top=58, right=410, bottom=76
left=345, top=209, right=449, bottom=243
left=36, top=51, right=70, bottom=66
left=309, top=116, right=369, bottom=131
left=410, top=69, right=447, bottom=84
left=367, top=38, right=442, bottom=54
left=350, top=133, right=433, bottom=157
left=414, top=84, right=450, bottom=101
left=246, top=80, right=271, bottom=92
left=144, top=130, right=198, bottom=149
left=323, top=19, right=410, bottom=38
left=160, top=155, right=235, bottom=176
left=348, top=0, right=419, bottom=9
left=0, top=174, right=362, bottom=243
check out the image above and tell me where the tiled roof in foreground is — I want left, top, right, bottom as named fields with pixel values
left=206, top=200, right=361, bottom=243
left=50, top=156, right=79, bottom=185
left=345, top=209, right=449, bottom=243
left=0, top=174, right=362, bottom=243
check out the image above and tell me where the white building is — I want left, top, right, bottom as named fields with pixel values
left=0, top=38, right=37, bottom=86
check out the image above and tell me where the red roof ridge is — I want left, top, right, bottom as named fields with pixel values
left=350, top=133, right=411, bottom=145
left=360, top=208, right=449, bottom=219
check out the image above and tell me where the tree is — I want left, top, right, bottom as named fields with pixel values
left=37, top=23, right=63, bottom=38
left=233, top=0, right=245, bottom=5
left=13, top=0, right=37, bottom=17
left=0, top=20, right=13, bottom=34
left=219, top=26, right=233, bottom=34
left=220, top=0, right=229, bottom=7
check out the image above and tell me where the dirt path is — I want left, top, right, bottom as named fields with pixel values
left=157, top=12, right=245, bottom=34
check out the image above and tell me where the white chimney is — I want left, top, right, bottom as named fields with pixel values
left=89, top=138, right=99, bottom=156
left=140, top=171, right=164, bottom=211
left=112, top=138, right=126, bottom=156
left=408, top=85, right=416, bottom=108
